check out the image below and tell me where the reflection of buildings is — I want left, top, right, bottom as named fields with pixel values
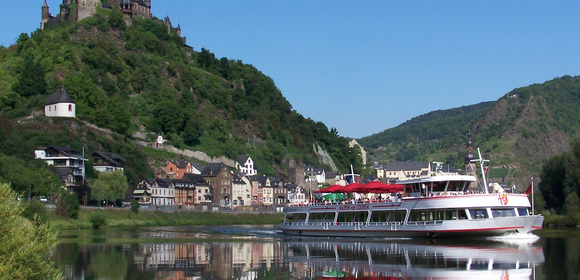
left=133, top=241, right=282, bottom=280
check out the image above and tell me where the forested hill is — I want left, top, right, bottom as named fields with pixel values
left=0, top=6, right=363, bottom=185
left=359, top=75, right=580, bottom=186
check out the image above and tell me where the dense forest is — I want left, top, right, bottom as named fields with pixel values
left=0, top=5, right=363, bottom=188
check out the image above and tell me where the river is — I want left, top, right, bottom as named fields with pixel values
left=54, top=226, right=579, bottom=280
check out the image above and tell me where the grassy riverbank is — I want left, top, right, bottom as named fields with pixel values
left=542, top=212, right=580, bottom=227
left=48, top=207, right=284, bottom=230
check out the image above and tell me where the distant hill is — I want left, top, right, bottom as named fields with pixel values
left=0, top=6, right=363, bottom=185
left=358, top=75, right=580, bottom=187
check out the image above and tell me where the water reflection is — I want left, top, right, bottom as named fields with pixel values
left=284, top=238, right=544, bottom=279
left=54, top=226, right=545, bottom=280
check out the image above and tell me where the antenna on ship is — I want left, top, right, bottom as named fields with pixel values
left=471, top=148, right=489, bottom=194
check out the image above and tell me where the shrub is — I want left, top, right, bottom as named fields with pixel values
left=56, top=192, right=80, bottom=220
left=21, top=198, right=47, bottom=223
left=89, top=212, right=107, bottom=229
left=130, top=199, right=140, bottom=213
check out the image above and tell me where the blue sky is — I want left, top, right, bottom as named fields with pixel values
left=2, top=1, right=580, bottom=139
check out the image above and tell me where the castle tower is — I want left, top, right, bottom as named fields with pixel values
left=41, top=0, right=50, bottom=29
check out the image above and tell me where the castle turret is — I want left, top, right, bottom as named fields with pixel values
left=41, top=0, right=50, bottom=29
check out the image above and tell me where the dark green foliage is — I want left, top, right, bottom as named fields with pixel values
left=21, top=198, right=48, bottom=223
left=57, top=191, right=80, bottom=220
left=108, top=4, right=126, bottom=31
left=89, top=212, right=107, bottom=228
left=12, top=57, right=47, bottom=98
left=130, top=199, right=139, bottom=213
left=540, top=134, right=580, bottom=214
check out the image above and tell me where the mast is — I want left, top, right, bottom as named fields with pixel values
left=531, top=177, right=535, bottom=214
left=471, top=147, right=489, bottom=194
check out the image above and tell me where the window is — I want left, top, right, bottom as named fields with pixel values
left=517, top=208, right=529, bottom=216
left=68, top=104, right=72, bottom=112
left=469, top=209, right=489, bottom=219
left=491, top=208, right=516, bottom=218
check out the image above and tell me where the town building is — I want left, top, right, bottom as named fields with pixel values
left=248, top=176, right=263, bottom=206
left=35, top=145, right=87, bottom=190
left=133, top=178, right=154, bottom=206
left=304, top=166, right=325, bottom=187
left=256, top=175, right=272, bottom=207
left=165, top=160, right=202, bottom=179
left=378, top=161, right=432, bottom=183
left=235, top=155, right=257, bottom=176
left=201, top=163, right=231, bottom=208
left=173, top=173, right=206, bottom=209
left=91, top=151, right=126, bottom=173
left=150, top=178, right=174, bottom=209
left=44, top=86, right=76, bottom=118
left=232, top=173, right=251, bottom=208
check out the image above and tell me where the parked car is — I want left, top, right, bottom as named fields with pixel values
left=38, top=196, right=48, bottom=203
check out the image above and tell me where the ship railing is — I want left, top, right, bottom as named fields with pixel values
left=368, top=221, right=403, bottom=226
left=406, top=220, right=444, bottom=226
left=281, top=222, right=307, bottom=226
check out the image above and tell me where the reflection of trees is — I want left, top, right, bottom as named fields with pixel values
left=89, top=250, right=128, bottom=280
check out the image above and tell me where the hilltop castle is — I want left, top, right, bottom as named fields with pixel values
left=42, top=0, right=150, bottom=29
left=41, top=0, right=185, bottom=43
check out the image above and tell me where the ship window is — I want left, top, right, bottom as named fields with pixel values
left=337, top=211, right=368, bottom=223
left=445, top=210, right=457, bottom=220
left=309, top=212, right=335, bottom=222
left=409, top=210, right=427, bottom=221
left=370, top=210, right=407, bottom=223
left=517, top=208, right=529, bottom=216
left=469, top=208, right=489, bottom=219
left=491, top=208, right=516, bottom=218
left=286, top=213, right=307, bottom=223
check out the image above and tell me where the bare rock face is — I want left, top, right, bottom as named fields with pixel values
left=313, top=142, right=338, bottom=172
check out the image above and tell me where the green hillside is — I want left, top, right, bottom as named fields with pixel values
left=0, top=6, right=363, bottom=186
left=359, top=75, right=580, bottom=187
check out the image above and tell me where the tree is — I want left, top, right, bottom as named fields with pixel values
left=182, top=112, right=204, bottom=146
left=12, top=58, right=47, bottom=98
left=0, top=183, right=64, bottom=279
left=90, top=170, right=128, bottom=206
left=56, top=191, right=80, bottom=219
left=108, top=4, right=126, bottom=31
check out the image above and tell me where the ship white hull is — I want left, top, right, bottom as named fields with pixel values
left=280, top=194, right=544, bottom=238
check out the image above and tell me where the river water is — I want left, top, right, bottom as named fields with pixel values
left=54, top=225, right=579, bottom=280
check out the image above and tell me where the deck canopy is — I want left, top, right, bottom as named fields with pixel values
left=315, top=184, right=345, bottom=193
left=316, top=182, right=404, bottom=194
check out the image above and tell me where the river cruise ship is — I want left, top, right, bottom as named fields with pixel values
left=280, top=175, right=544, bottom=238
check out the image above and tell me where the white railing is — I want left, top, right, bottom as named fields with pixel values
left=406, top=220, right=444, bottom=226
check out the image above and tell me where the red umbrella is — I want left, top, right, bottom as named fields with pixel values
left=342, top=183, right=364, bottom=193
left=363, top=181, right=404, bottom=193
left=315, top=184, right=345, bottom=193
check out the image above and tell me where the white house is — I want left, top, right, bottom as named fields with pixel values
left=35, top=145, right=87, bottom=189
left=232, top=173, right=252, bottom=208
left=236, top=155, right=257, bottom=176
left=45, top=86, right=75, bottom=118
left=150, top=178, right=175, bottom=209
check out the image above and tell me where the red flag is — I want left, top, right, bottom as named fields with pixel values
left=484, top=166, right=489, bottom=175
left=524, top=183, right=532, bottom=194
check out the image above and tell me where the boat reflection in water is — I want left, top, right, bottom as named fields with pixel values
left=284, top=236, right=544, bottom=280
